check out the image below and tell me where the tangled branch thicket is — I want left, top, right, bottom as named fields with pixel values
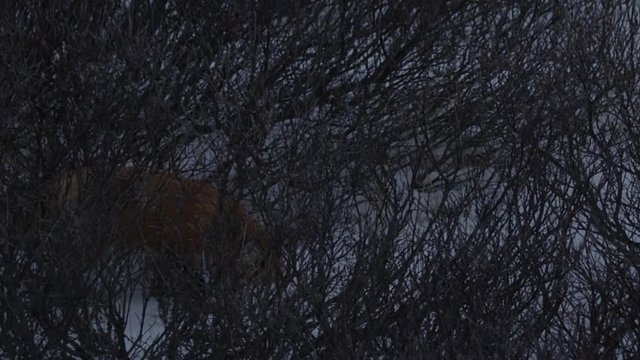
left=1, top=1, right=639, bottom=358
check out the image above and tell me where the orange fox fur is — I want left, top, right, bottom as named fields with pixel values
left=52, top=167, right=275, bottom=290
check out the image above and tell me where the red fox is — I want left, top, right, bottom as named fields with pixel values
left=51, top=167, right=277, bottom=294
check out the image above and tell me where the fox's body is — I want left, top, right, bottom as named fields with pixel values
left=52, top=168, right=275, bottom=292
